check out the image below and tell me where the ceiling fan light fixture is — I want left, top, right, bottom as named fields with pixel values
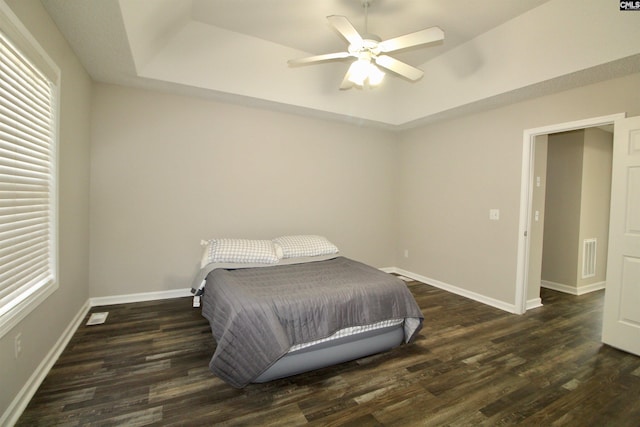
left=348, top=59, right=385, bottom=87
left=348, top=59, right=370, bottom=85
left=368, top=64, right=385, bottom=86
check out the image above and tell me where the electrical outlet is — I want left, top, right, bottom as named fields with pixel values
left=14, top=332, right=22, bottom=359
left=404, top=249, right=409, bottom=258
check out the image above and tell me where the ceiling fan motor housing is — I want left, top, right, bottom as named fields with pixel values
left=287, top=0, right=444, bottom=89
left=349, top=36, right=381, bottom=56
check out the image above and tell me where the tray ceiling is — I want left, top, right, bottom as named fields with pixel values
left=41, top=0, right=640, bottom=129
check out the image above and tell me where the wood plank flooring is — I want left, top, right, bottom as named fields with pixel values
left=17, top=281, right=640, bottom=426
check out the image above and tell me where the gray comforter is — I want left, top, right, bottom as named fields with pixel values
left=201, top=256, right=423, bottom=387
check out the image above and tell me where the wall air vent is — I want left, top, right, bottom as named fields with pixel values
left=582, top=238, right=597, bottom=278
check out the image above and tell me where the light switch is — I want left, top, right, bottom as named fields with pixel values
left=489, top=209, right=500, bottom=220
left=535, top=210, right=539, bottom=221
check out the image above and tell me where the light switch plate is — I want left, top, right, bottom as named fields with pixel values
left=489, top=209, right=500, bottom=220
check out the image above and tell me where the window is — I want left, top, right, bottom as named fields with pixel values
left=0, top=4, right=59, bottom=337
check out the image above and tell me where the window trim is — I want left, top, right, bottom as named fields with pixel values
left=0, top=0, right=60, bottom=339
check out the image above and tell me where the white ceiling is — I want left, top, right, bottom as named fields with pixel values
left=41, top=0, right=640, bottom=129
left=189, top=0, right=549, bottom=69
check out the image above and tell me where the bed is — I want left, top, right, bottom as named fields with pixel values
left=191, top=236, right=423, bottom=388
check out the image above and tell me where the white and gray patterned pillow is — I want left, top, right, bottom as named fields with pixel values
left=273, top=235, right=339, bottom=259
left=203, top=238, right=281, bottom=265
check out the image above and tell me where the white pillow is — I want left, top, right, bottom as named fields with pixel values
left=202, top=238, right=281, bottom=265
left=273, top=235, right=339, bottom=259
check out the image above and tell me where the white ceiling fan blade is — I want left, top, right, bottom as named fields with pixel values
left=375, top=55, right=424, bottom=81
left=327, top=15, right=364, bottom=49
left=378, top=26, right=444, bottom=53
left=288, top=52, right=351, bottom=65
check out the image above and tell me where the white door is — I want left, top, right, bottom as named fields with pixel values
left=602, top=115, right=640, bottom=356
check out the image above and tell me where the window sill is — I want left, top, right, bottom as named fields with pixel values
left=0, top=281, right=58, bottom=339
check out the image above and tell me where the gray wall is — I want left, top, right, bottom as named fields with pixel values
left=89, top=84, right=399, bottom=298
left=397, top=73, right=640, bottom=306
left=0, top=0, right=91, bottom=418
left=578, top=128, right=613, bottom=288
left=543, top=130, right=584, bottom=287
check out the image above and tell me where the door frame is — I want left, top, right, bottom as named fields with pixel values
left=514, top=113, right=626, bottom=314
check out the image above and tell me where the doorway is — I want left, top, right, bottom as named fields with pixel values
left=536, top=128, right=613, bottom=300
left=514, top=113, right=626, bottom=314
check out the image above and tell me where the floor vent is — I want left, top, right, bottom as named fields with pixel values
left=86, top=312, right=109, bottom=326
left=582, top=238, right=597, bottom=278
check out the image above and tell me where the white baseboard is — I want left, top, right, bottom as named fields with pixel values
left=541, top=280, right=605, bottom=295
left=541, top=280, right=577, bottom=294
left=526, top=297, right=543, bottom=310
left=1, top=300, right=91, bottom=427
left=385, top=267, right=518, bottom=314
left=89, top=288, right=192, bottom=307
left=577, top=281, right=606, bottom=295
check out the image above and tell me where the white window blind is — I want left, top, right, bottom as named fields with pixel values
left=0, top=28, right=56, bottom=319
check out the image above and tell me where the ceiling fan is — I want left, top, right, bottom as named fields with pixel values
left=288, top=0, right=444, bottom=90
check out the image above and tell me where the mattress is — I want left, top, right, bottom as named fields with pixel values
left=254, top=320, right=405, bottom=383
left=289, top=318, right=404, bottom=351
left=199, top=256, right=423, bottom=387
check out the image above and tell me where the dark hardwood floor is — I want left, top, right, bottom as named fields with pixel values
left=17, top=281, right=640, bottom=426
